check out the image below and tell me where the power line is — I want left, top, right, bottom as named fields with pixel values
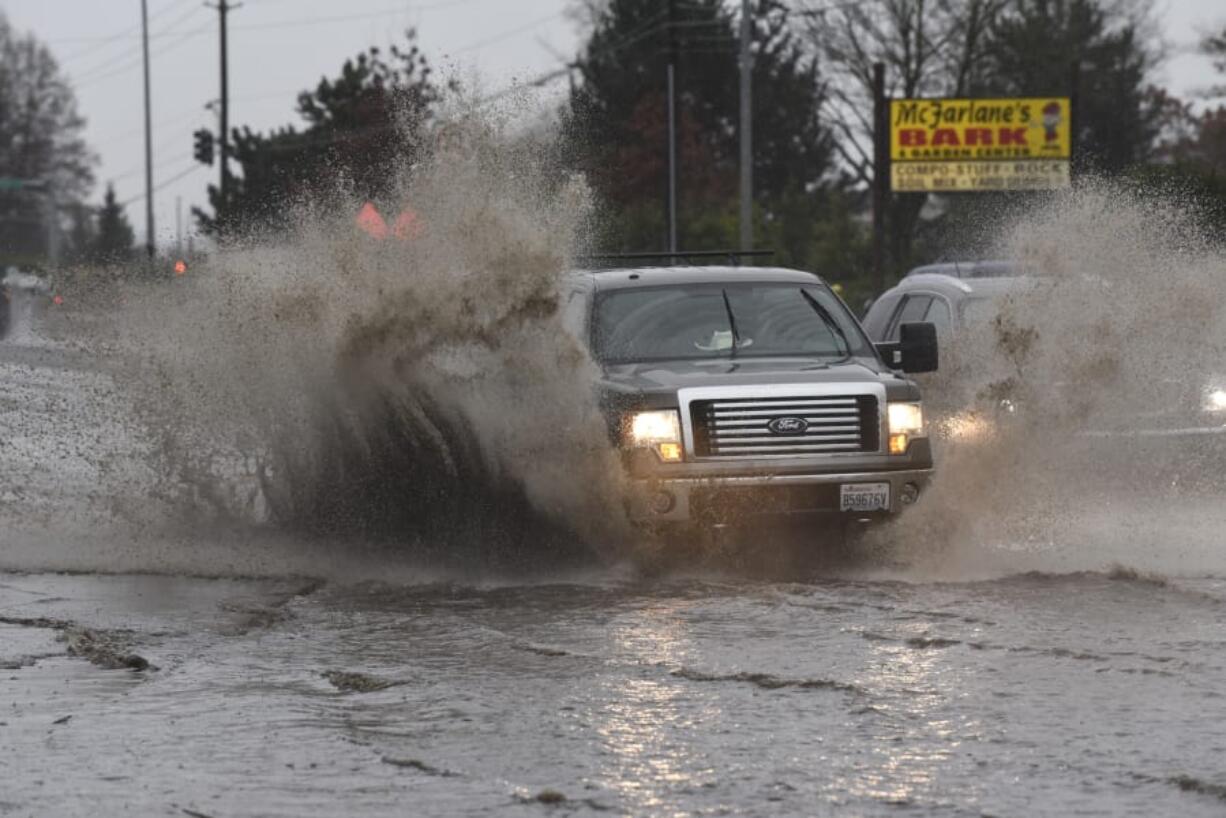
left=68, top=0, right=490, bottom=94
left=51, top=0, right=194, bottom=56
left=110, top=143, right=196, bottom=184
left=95, top=2, right=577, bottom=209
left=51, top=0, right=472, bottom=46
left=477, top=9, right=675, bottom=104
left=577, top=9, right=670, bottom=66
left=120, top=163, right=205, bottom=208
left=449, top=10, right=568, bottom=55
left=219, top=8, right=577, bottom=111
left=95, top=105, right=209, bottom=150
left=64, top=0, right=458, bottom=84
left=74, top=24, right=211, bottom=91
left=228, top=7, right=415, bottom=34
left=225, top=0, right=483, bottom=34
left=477, top=67, right=571, bottom=105
left=65, top=0, right=206, bottom=72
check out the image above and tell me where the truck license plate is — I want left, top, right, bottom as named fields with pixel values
left=840, top=483, right=890, bottom=512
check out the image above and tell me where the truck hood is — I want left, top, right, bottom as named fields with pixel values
left=599, top=356, right=895, bottom=394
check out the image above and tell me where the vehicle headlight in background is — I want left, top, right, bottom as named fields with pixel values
left=624, top=410, right=683, bottom=462
left=1203, top=386, right=1226, bottom=414
left=887, top=401, right=925, bottom=455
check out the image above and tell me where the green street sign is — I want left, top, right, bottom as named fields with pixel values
left=0, top=178, right=44, bottom=191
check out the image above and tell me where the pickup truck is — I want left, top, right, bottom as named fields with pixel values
left=561, top=263, right=939, bottom=536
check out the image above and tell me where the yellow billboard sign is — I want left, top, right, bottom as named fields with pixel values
left=888, top=97, right=1071, bottom=192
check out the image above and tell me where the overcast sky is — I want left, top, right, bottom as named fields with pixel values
left=4, top=0, right=1225, bottom=250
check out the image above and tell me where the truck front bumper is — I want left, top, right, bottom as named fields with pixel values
left=626, top=468, right=933, bottom=524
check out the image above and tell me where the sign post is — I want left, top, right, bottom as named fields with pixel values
left=871, top=63, right=887, bottom=297
left=888, top=97, right=1072, bottom=193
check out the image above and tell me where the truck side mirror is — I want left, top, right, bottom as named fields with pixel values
left=898, top=321, right=938, bottom=373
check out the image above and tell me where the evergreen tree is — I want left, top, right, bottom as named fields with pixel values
left=91, top=184, right=134, bottom=264
left=196, top=32, right=443, bottom=237
left=983, top=0, right=1160, bottom=172
left=64, top=202, right=96, bottom=265
left=567, top=0, right=847, bottom=267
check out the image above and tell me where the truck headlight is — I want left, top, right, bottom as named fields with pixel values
left=887, top=402, right=925, bottom=455
left=624, top=410, right=683, bottom=462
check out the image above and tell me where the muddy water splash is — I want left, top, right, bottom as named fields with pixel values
left=882, top=181, right=1226, bottom=577
left=118, top=111, right=628, bottom=567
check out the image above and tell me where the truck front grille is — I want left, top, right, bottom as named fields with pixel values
left=690, top=395, right=879, bottom=458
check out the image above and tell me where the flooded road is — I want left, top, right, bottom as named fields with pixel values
left=4, top=569, right=1226, bottom=817
left=3, top=275, right=1226, bottom=816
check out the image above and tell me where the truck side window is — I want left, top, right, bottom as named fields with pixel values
left=888, top=295, right=932, bottom=340
left=861, top=294, right=899, bottom=339
left=924, top=297, right=953, bottom=338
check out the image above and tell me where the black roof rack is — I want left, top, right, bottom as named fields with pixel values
left=577, top=249, right=775, bottom=267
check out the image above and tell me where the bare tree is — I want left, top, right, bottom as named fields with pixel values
left=798, top=0, right=1007, bottom=188
left=795, top=0, right=1006, bottom=278
left=0, top=12, right=96, bottom=261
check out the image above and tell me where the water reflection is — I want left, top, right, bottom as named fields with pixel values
left=589, top=604, right=719, bottom=811
left=831, top=622, right=961, bottom=807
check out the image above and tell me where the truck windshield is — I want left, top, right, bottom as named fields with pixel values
left=593, top=283, right=873, bottom=364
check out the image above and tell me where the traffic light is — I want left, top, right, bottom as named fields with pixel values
left=193, top=129, right=214, bottom=166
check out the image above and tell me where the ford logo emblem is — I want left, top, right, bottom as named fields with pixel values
left=767, top=416, right=809, bottom=435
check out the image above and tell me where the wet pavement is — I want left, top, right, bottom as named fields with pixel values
left=3, top=569, right=1226, bottom=817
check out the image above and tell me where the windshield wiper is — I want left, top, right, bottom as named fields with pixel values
left=800, top=289, right=851, bottom=358
left=721, top=288, right=741, bottom=358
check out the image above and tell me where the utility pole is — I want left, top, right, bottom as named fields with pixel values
left=871, top=62, right=887, bottom=296
left=1069, top=59, right=1081, bottom=182
left=141, top=0, right=155, bottom=259
left=211, top=0, right=235, bottom=213
left=665, top=0, right=678, bottom=255
left=738, top=0, right=753, bottom=252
